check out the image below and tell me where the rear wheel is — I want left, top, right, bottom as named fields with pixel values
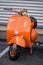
left=8, top=44, right=22, bottom=61
left=30, top=17, right=37, bottom=28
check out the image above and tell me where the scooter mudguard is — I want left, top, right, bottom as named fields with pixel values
left=8, top=36, right=25, bottom=47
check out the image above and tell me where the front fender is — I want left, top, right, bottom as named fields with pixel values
left=8, top=36, right=25, bottom=47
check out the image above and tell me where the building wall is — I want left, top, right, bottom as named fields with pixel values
left=0, top=0, right=43, bottom=39
left=0, top=0, right=43, bottom=28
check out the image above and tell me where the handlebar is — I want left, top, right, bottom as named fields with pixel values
left=3, top=8, right=27, bottom=15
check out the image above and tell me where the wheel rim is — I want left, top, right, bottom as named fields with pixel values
left=10, top=50, right=16, bottom=57
left=10, top=44, right=17, bottom=57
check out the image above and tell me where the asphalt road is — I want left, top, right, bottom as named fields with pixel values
left=0, top=41, right=43, bottom=65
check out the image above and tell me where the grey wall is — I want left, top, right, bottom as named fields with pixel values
left=0, top=0, right=43, bottom=39
left=0, top=0, right=43, bottom=28
left=1, top=0, right=43, bottom=2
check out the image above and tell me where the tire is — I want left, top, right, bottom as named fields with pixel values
left=30, top=16, right=37, bottom=28
left=8, top=44, right=22, bottom=61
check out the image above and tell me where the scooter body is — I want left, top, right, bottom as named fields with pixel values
left=6, top=10, right=38, bottom=60
left=6, top=16, right=37, bottom=47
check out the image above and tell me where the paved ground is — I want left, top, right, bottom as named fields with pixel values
left=0, top=41, right=43, bottom=65
left=0, top=34, right=43, bottom=65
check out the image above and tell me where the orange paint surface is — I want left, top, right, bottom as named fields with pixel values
left=6, top=14, right=37, bottom=48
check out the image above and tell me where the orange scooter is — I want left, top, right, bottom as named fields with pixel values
left=6, top=9, right=38, bottom=60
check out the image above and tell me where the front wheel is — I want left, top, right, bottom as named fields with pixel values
left=8, top=44, right=22, bottom=61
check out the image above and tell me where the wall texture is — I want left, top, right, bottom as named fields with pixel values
left=0, top=0, right=43, bottom=28
left=0, top=0, right=43, bottom=39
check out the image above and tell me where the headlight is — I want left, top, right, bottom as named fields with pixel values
left=14, top=31, right=18, bottom=35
